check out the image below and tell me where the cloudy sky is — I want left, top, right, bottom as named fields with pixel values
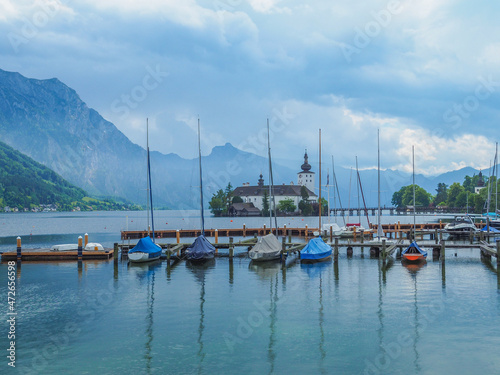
left=1, top=0, right=499, bottom=175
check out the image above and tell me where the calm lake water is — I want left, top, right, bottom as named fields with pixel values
left=1, top=211, right=499, bottom=374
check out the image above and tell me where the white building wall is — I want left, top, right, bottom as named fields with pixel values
left=297, top=172, right=315, bottom=194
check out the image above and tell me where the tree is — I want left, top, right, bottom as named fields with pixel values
left=433, top=183, right=448, bottom=206
left=447, top=182, right=465, bottom=207
left=262, top=190, right=269, bottom=217
left=277, top=198, right=296, bottom=214
left=300, top=185, right=309, bottom=201
left=393, top=185, right=432, bottom=207
left=232, top=196, right=243, bottom=204
left=208, top=189, right=226, bottom=216
left=299, top=200, right=312, bottom=216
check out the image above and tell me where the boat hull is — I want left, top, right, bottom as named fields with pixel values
left=128, top=251, right=161, bottom=263
left=402, top=254, right=425, bottom=262
left=300, top=254, right=331, bottom=263
left=249, top=251, right=281, bottom=262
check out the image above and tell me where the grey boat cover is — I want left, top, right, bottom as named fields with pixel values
left=250, top=234, right=281, bottom=258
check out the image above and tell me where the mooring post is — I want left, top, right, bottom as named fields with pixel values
left=264, top=224, right=267, bottom=235
left=215, top=229, right=219, bottom=244
left=469, top=230, right=473, bottom=245
left=360, top=229, right=364, bottom=244
left=334, top=237, right=339, bottom=260
left=229, top=237, right=234, bottom=258
left=281, top=236, right=286, bottom=264
left=176, top=230, right=180, bottom=244
left=435, top=228, right=438, bottom=244
left=305, top=224, right=308, bottom=239
left=353, top=226, right=357, bottom=242
left=84, top=233, right=89, bottom=247
left=329, top=225, right=333, bottom=243
left=243, top=224, right=246, bottom=237
left=16, top=236, right=21, bottom=261
left=283, top=224, right=287, bottom=237
left=439, top=229, right=443, bottom=242
left=166, top=248, right=171, bottom=264
left=496, top=240, right=500, bottom=266
left=113, top=243, right=118, bottom=262
left=440, top=240, right=446, bottom=262
left=78, top=236, right=83, bottom=261
left=288, top=230, right=292, bottom=243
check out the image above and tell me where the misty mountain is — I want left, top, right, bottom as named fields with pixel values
left=0, top=68, right=487, bottom=209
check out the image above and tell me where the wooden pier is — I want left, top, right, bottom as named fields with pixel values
left=0, top=249, right=113, bottom=262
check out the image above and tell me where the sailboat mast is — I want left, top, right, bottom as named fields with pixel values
left=146, top=118, right=155, bottom=241
left=146, top=118, right=150, bottom=236
left=267, top=119, right=273, bottom=232
left=412, top=145, right=416, bottom=233
left=327, top=167, right=330, bottom=224
left=198, top=118, right=205, bottom=236
left=377, top=129, right=382, bottom=238
left=319, top=129, right=322, bottom=230
left=496, top=142, right=498, bottom=214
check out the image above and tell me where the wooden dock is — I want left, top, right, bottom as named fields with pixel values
left=0, top=249, right=113, bottom=261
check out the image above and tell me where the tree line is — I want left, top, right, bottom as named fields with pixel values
left=391, top=173, right=496, bottom=213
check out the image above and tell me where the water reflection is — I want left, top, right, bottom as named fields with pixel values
left=480, top=257, right=500, bottom=289
left=128, top=260, right=162, bottom=374
left=186, top=259, right=215, bottom=374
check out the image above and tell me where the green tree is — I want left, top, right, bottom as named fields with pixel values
left=208, top=189, right=226, bottom=216
left=300, top=185, right=309, bottom=201
left=277, top=198, right=296, bottom=214
left=433, top=183, right=448, bottom=206
left=262, top=190, right=269, bottom=217
left=447, top=182, right=465, bottom=207
left=393, top=185, right=432, bottom=207
left=391, top=188, right=404, bottom=207
left=299, top=200, right=312, bottom=216
left=232, top=196, right=243, bottom=204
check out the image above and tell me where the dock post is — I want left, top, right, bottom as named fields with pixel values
left=329, top=225, right=333, bottom=243
left=435, top=229, right=438, bottom=244
left=440, top=240, right=446, bottom=262
left=229, top=237, right=234, bottom=258
left=84, top=233, right=89, bottom=247
left=176, top=230, right=180, bottom=244
left=439, top=229, right=443, bottom=242
left=305, top=224, right=308, bottom=239
left=215, top=229, right=219, bottom=244
left=243, top=224, right=246, bottom=237
left=166, top=248, right=171, bottom=264
left=353, top=226, right=357, bottom=242
left=113, top=243, right=118, bottom=262
left=283, top=224, right=286, bottom=238
left=360, top=230, right=364, bottom=244
left=334, top=237, right=339, bottom=260
left=497, top=240, right=500, bottom=265
left=288, top=230, right=291, bottom=243
left=78, top=236, right=83, bottom=261
left=16, top=236, right=21, bottom=261
left=281, top=236, right=286, bottom=264
left=264, top=224, right=267, bottom=235
left=469, top=230, right=473, bottom=244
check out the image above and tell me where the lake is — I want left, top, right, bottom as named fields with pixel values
left=0, top=211, right=499, bottom=374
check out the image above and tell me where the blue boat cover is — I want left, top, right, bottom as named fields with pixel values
left=186, top=235, right=215, bottom=261
left=481, top=225, right=500, bottom=233
left=129, top=236, right=162, bottom=258
left=300, top=237, right=332, bottom=261
left=401, top=241, right=427, bottom=257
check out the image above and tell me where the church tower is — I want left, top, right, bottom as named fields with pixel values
left=297, top=150, right=315, bottom=193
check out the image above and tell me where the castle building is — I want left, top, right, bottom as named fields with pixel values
left=232, top=151, right=317, bottom=212
left=475, top=170, right=485, bottom=194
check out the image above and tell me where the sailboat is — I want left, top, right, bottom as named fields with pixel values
left=301, top=129, right=332, bottom=263
left=401, top=146, right=427, bottom=262
left=186, top=119, right=216, bottom=262
left=129, top=120, right=162, bottom=263
left=249, top=119, right=282, bottom=262
left=369, top=129, right=394, bottom=245
left=336, top=158, right=372, bottom=237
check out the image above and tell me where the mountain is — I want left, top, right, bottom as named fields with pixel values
left=0, top=140, right=135, bottom=211
left=0, top=68, right=487, bottom=209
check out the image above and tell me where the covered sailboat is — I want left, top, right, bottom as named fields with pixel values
left=185, top=235, right=215, bottom=262
left=129, top=236, right=162, bottom=263
left=129, top=120, right=161, bottom=263
left=401, top=241, right=427, bottom=262
left=249, top=119, right=281, bottom=262
left=300, top=237, right=332, bottom=263
left=187, top=119, right=216, bottom=262
left=249, top=233, right=281, bottom=261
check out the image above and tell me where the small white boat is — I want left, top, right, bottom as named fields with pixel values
left=84, top=243, right=104, bottom=251
left=128, top=237, right=162, bottom=263
left=51, top=244, right=78, bottom=251
left=335, top=223, right=372, bottom=237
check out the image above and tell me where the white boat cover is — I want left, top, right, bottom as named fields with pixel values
left=249, top=234, right=281, bottom=260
